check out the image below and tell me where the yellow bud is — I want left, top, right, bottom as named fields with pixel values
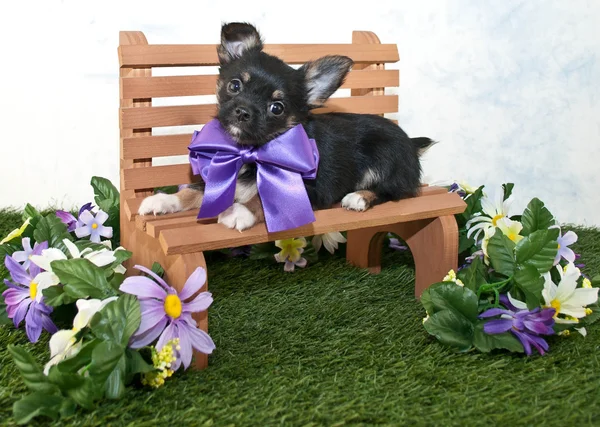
left=585, top=308, right=593, bottom=315
left=559, top=330, right=570, bottom=337
left=582, top=278, right=592, bottom=289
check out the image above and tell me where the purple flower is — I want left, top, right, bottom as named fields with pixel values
left=2, top=249, right=57, bottom=343
left=554, top=230, right=577, bottom=266
left=479, top=295, right=555, bottom=356
left=56, top=203, right=94, bottom=232
left=12, top=238, right=46, bottom=270
left=389, top=237, right=408, bottom=252
left=75, top=209, right=113, bottom=243
left=120, top=265, right=215, bottom=370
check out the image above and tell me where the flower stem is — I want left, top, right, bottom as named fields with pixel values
left=477, top=276, right=513, bottom=303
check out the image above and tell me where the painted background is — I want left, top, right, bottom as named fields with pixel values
left=0, top=0, right=598, bottom=225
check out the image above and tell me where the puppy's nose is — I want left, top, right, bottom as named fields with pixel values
left=235, top=107, right=251, bottom=122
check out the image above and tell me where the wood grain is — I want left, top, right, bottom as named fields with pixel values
left=119, top=44, right=399, bottom=67
left=157, top=192, right=466, bottom=255
left=120, top=95, right=399, bottom=129
left=121, top=70, right=399, bottom=99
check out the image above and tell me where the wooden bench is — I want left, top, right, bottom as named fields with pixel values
left=118, top=30, right=466, bottom=369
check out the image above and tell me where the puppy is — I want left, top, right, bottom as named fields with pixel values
left=139, top=22, right=435, bottom=231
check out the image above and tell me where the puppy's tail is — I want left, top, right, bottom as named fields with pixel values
left=411, top=137, right=438, bottom=157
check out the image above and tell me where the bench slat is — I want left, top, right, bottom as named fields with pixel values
left=119, top=44, right=399, bottom=67
left=121, top=70, right=399, bottom=99
left=139, top=186, right=448, bottom=237
left=157, top=192, right=465, bottom=255
left=122, top=164, right=194, bottom=191
left=120, top=95, right=399, bottom=129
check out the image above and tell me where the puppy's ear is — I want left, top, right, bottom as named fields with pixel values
left=218, top=22, right=263, bottom=64
left=300, top=56, right=353, bottom=107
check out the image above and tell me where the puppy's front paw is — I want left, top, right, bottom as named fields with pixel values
left=138, top=193, right=182, bottom=215
left=341, top=192, right=369, bottom=211
left=218, top=203, right=256, bottom=231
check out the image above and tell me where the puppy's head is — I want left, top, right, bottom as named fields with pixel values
left=216, top=23, right=353, bottom=146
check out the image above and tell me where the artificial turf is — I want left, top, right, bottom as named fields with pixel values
left=1, top=209, right=599, bottom=426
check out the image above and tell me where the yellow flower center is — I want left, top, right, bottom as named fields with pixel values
left=29, top=282, right=38, bottom=300
left=550, top=299, right=561, bottom=315
left=281, top=240, right=301, bottom=262
left=585, top=308, right=593, bottom=316
left=557, top=243, right=561, bottom=249
left=164, top=294, right=182, bottom=319
left=508, top=232, right=518, bottom=242
left=491, top=214, right=504, bottom=226
left=92, top=223, right=98, bottom=229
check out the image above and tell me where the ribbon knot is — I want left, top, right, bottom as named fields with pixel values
left=188, top=119, right=319, bottom=232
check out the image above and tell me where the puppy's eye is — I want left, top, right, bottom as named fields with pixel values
left=227, top=79, right=242, bottom=93
left=269, top=101, right=285, bottom=116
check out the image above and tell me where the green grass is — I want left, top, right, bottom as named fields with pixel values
left=1, top=209, right=600, bottom=426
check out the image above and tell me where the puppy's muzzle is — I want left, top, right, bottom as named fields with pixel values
left=235, top=106, right=251, bottom=122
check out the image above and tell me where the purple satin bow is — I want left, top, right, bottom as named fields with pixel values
left=188, top=119, right=319, bottom=232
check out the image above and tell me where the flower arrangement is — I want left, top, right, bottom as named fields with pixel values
left=1, top=177, right=598, bottom=423
left=0, top=177, right=214, bottom=424
left=421, top=183, right=599, bottom=355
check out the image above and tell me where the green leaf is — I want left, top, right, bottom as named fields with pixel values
left=56, top=339, right=100, bottom=373
left=88, top=341, right=125, bottom=385
left=33, top=215, right=73, bottom=250
left=473, top=321, right=524, bottom=353
left=515, top=228, right=560, bottom=274
left=8, top=345, right=59, bottom=395
left=151, top=262, right=165, bottom=278
left=592, top=275, right=600, bottom=288
left=458, top=230, right=476, bottom=255
left=457, top=256, right=488, bottom=293
left=111, top=250, right=132, bottom=269
left=420, top=286, right=435, bottom=316
left=423, top=310, right=474, bottom=351
left=90, top=294, right=141, bottom=347
left=249, top=242, right=277, bottom=260
left=581, top=304, right=600, bottom=325
left=502, top=183, right=514, bottom=201
left=486, top=229, right=516, bottom=277
left=105, top=354, right=127, bottom=399
left=513, top=265, right=545, bottom=309
left=23, top=203, right=42, bottom=222
left=74, top=240, right=109, bottom=252
left=521, top=198, right=555, bottom=236
left=47, top=366, right=96, bottom=410
left=91, top=176, right=120, bottom=211
left=428, top=283, right=479, bottom=323
left=125, top=349, right=154, bottom=383
left=108, top=273, right=126, bottom=291
left=461, top=185, right=485, bottom=221
left=51, top=258, right=115, bottom=300
left=13, top=392, right=63, bottom=424
left=42, top=285, right=78, bottom=307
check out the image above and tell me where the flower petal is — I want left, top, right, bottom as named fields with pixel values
left=25, top=306, right=43, bottom=343
left=295, top=257, right=307, bottom=268
left=179, top=267, right=207, bottom=301
left=311, top=236, right=322, bottom=252
left=479, top=308, right=512, bottom=319
left=507, top=292, right=528, bottom=310
left=85, top=250, right=116, bottom=267
left=284, top=260, right=295, bottom=272
left=3, top=288, right=29, bottom=306
left=136, top=299, right=167, bottom=335
left=4, top=256, right=31, bottom=286
left=183, top=292, right=213, bottom=313
left=483, top=319, right=513, bottom=334
left=184, top=322, right=216, bottom=355
left=62, top=239, right=81, bottom=259
left=176, top=323, right=193, bottom=370
left=156, top=322, right=177, bottom=351
left=49, top=329, right=78, bottom=358
left=99, top=226, right=113, bottom=239
left=95, top=210, right=109, bottom=225
left=120, top=276, right=167, bottom=299
left=75, top=226, right=91, bottom=239
left=574, top=327, right=587, bottom=337
left=561, top=231, right=578, bottom=246
left=11, top=300, right=31, bottom=328
left=132, top=265, right=171, bottom=291
left=129, top=317, right=168, bottom=348
left=564, top=288, right=599, bottom=309
left=78, top=209, right=95, bottom=226
left=561, top=247, right=576, bottom=264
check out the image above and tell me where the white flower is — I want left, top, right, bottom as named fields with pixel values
left=63, top=239, right=116, bottom=267
left=442, top=269, right=464, bottom=287
left=481, top=226, right=496, bottom=262
left=496, top=218, right=524, bottom=244
left=542, top=263, right=599, bottom=321
left=44, top=296, right=118, bottom=375
left=29, top=248, right=67, bottom=302
left=466, top=192, right=514, bottom=242
left=312, top=232, right=347, bottom=254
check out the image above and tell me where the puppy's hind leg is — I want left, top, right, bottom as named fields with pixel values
left=138, top=187, right=204, bottom=215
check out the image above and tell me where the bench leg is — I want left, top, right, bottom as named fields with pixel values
left=346, top=215, right=459, bottom=298
left=165, top=252, right=209, bottom=370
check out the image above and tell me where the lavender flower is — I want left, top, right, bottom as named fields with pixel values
left=12, top=237, right=46, bottom=270
left=388, top=235, right=408, bottom=251
left=2, top=247, right=57, bottom=343
left=554, top=230, right=578, bottom=265
left=75, top=209, right=113, bottom=243
left=56, top=203, right=94, bottom=232
left=120, top=265, right=215, bottom=370
left=274, top=238, right=307, bottom=272
left=479, top=295, right=555, bottom=356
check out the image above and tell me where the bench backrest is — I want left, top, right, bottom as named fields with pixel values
left=118, top=30, right=399, bottom=201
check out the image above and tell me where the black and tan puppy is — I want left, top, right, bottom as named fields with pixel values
left=139, top=22, right=434, bottom=231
